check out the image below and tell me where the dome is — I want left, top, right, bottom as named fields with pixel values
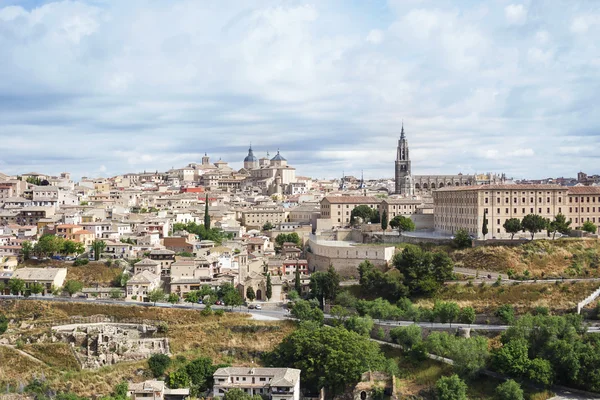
left=244, top=146, right=257, bottom=162
left=271, top=150, right=286, bottom=162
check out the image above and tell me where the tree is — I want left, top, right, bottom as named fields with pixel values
left=495, top=379, right=524, bottom=400
left=167, top=293, right=179, bottom=304
left=148, top=354, right=171, bottom=377
left=168, top=368, right=191, bottom=389
left=503, top=218, right=522, bottom=240
left=582, top=220, right=597, bottom=234
left=482, top=210, right=489, bottom=239
left=8, top=278, right=25, bottom=295
left=495, top=304, right=515, bottom=324
left=262, top=222, right=274, bottom=231
left=91, top=239, right=106, bottom=260
left=0, top=313, right=7, bottom=335
left=30, top=282, right=44, bottom=295
left=548, top=213, right=571, bottom=239
left=265, top=273, right=272, bottom=301
left=223, top=288, right=243, bottom=309
left=21, top=240, right=33, bottom=260
left=389, top=215, right=415, bottom=234
left=381, top=210, right=388, bottom=235
left=34, top=234, right=64, bottom=256
left=62, top=240, right=84, bottom=255
left=265, top=325, right=389, bottom=397
left=357, top=260, right=407, bottom=302
left=343, top=315, right=374, bottom=336
left=393, top=246, right=454, bottom=297
left=223, top=388, right=262, bottom=400
left=274, top=232, right=302, bottom=248
left=522, top=214, right=549, bottom=240
left=390, top=324, right=422, bottom=350
left=434, top=301, right=460, bottom=326
left=185, top=291, right=199, bottom=307
left=185, top=356, right=228, bottom=392
left=309, top=266, right=340, bottom=308
left=458, top=307, right=476, bottom=325
left=198, top=285, right=217, bottom=308
left=246, top=287, right=256, bottom=302
left=350, top=205, right=376, bottom=225
left=204, top=194, right=211, bottom=230
left=148, top=288, right=165, bottom=305
left=294, top=266, right=302, bottom=294
left=435, top=374, right=468, bottom=400
left=110, top=289, right=123, bottom=299
left=63, top=280, right=83, bottom=296
left=290, top=300, right=324, bottom=323
left=453, top=229, right=472, bottom=249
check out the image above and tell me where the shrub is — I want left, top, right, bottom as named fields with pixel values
left=453, top=229, right=472, bottom=249
left=201, top=308, right=213, bottom=317
left=390, top=324, right=422, bottom=350
left=435, top=374, right=468, bottom=400
left=0, top=313, right=7, bottom=335
left=495, top=379, right=524, bottom=400
left=148, top=354, right=171, bottom=377
left=215, top=309, right=225, bottom=317
left=73, top=259, right=89, bottom=266
left=495, top=304, right=516, bottom=324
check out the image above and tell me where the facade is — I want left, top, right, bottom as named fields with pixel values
left=565, top=186, right=600, bottom=229
left=394, top=125, right=414, bottom=195
left=213, top=367, right=301, bottom=400
left=241, top=207, right=288, bottom=228
left=11, top=267, right=67, bottom=294
left=127, top=380, right=189, bottom=400
left=319, top=196, right=380, bottom=227
left=126, top=270, right=162, bottom=301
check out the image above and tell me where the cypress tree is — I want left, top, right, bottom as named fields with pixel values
left=204, top=194, right=211, bottom=230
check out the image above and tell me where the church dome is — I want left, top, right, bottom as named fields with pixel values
left=271, top=150, right=286, bottom=162
left=244, top=146, right=257, bottom=162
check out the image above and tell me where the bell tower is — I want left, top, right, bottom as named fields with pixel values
left=395, top=123, right=414, bottom=195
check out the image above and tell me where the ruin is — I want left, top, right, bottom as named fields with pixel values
left=51, top=323, right=170, bottom=369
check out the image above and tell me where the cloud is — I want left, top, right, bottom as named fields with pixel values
left=504, top=4, right=527, bottom=25
left=0, top=0, right=598, bottom=181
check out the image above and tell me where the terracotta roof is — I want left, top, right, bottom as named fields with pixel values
left=322, top=196, right=380, bottom=204
left=567, top=186, right=600, bottom=195
left=435, top=184, right=566, bottom=192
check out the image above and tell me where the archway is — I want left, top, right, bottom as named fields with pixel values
left=438, top=182, right=444, bottom=188
left=256, top=289, right=263, bottom=301
left=423, top=183, right=429, bottom=189
left=455, top=182, right=460, bottom=186
left=431, top=183, right=436, bottom=189
left=415, top=183, right=421, bottom=190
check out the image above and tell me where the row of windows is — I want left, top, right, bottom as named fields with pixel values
left=485, top=197, right=561, bottom=204
left=569, top=196, right=600, bottom=203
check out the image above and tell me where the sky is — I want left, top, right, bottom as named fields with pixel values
left=0, top=0, right=599, bottom=181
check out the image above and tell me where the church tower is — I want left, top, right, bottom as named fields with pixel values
left=243, top=144, right=259, bottom=170
left=395, top=124, right=414, bottom=195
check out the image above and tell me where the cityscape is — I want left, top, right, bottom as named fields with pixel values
left=1, top=1, right=600, bottom=400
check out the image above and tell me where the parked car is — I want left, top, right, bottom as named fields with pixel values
left=254, top=304, right=262, bottom=310
left=248, top=304, right=255, bottom=309
left=215, top=300, right=223, bottom=305
left=197, top=299, right=203, bottom=304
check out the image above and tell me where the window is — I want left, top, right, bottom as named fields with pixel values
left=506, top=208, right=509, bottom=213
left=497, top=208, right=500, bottom=213
left=497, top=219, right=500, bottom=224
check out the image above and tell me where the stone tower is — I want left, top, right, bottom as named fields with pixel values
left=395, top=124, right=414, bottom=195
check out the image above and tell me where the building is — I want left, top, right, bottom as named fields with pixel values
left=318, top=196, right=380, bottom=228
left=394, top=124, right=414, bottom=195
left=433, top=184, right=570, bottom=238
left=127, top=380, right=189, bottom=400
left=10, top=267, right=67, bottom=294
left=566, top=186, right=600, bottom=229
left=126, top=270, right=162, bottom=301
left=213, top=367, right=301, bottom=400
left=240, top=207, right=288, bottom=228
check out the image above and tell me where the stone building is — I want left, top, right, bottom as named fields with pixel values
left=213, top=367, right=301, bottom=400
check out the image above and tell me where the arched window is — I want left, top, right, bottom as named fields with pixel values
left=415, top=183, right=421, bottom=189
left=431, top=183, right=436, bottom=189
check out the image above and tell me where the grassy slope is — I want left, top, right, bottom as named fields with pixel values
left=19, top=260, right=123, bottom=287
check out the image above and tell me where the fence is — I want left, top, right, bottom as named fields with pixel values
left=577, top=286, right=600, bottom=314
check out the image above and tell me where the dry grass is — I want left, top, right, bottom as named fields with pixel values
left=415, top=280, right=600, bottom=314
left=65, top=263, right=124, bottom=287
left=451, top=239, right=600, bottom=278
left=0, top=300, right=295, bottom=398
left=0, top=346, right=52, bottom=387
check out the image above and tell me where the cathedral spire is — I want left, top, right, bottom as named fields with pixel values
left=400, top=121, right=405, bottom=139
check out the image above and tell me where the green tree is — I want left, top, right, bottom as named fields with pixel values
left=63, top=280, right=83, bottom=296
left=266, top=273, right=272, bottom=301
left=185, top=290, right=199, bottom=307
left=198, top=285, right=217, bottom=308
left=527, top=357, right=554, bottom=386
left=389, top=324, right=422, bottom=350
left=0, top=313, right=8, bottom=335
left=503, top=218, right=522, bottom=240
left=185, top=356, right=226, bottom=392
left=34, top=234, right=64, bottom=256
left=167, top=293, right=179, bottom=304
left=62, top=240, right=84, bottom=255
left=265, top=325, right=388, bottom=397
left=148, top=288, right=166, bottom=305
left=393, top=246, right=454, bottom=297
left=458, top=307, right=476, bottom=325
left=246, top=287, right=256, bottom=302
left=110, top=289, right=123, bottom=299
left=350, top=205, right=376, bottom=225
left=548, top=213, right=571, bottom=239
left=91, top=239, right=106, bottom=260
left=434, top=301, right=460, bottom=326
left=223, top=388, right=262, bottom=400
left=492, top=338, right=531, bottom=376
left=343, top=315, right=374, bottom=336
left=21, top=240, right=33, bottom=260
left=204, top=194, right=211, bottom=230
left=357, top=260, right=407, bottom=302
left=495, top=304, right=516, bottom=324
left=522, top=214, right=549, bottom=240
left=262, top=222, right=274, bottom=231
left=389, top=215, right=415, bottom=234
left=495, top=379, right=524, bottom=400
left=274, top=232, right=302, bottom=248
left=582, top=220, right=597, bottom=234
left=148, top=353, right=171, bottom=377
left=435, top=374, right=468, bottom=400
left=381, top=210, right=388, bottom=234
left=29, top=282, right=45, bottom=295
left=290, top=300, right=324, bottom=324
left=168, top=367, right=191, bottom=389
left=223, top=288, right=243, bottom=309
left=453, top=229, right=472, bottom=249
left=9, top=278, right=25, bottom=295
left=309, top=266, right=340, bottom=308
left=482, top=210, right=489, bottom=239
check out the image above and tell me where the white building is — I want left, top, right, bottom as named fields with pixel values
left=213, top=367, right=301, bottom=400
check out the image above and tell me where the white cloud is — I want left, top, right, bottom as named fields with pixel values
left=509, top=149, right=534, bottom=157
left=570, top=15, right=600, bottom=34
left=504, top=4, right=527, bottom=25
left=366, top=29, right=384, bottom=44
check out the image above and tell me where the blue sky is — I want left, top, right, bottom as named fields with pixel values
left=0, top=0, right=599, bottom=180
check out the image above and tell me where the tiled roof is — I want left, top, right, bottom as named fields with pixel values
left=13, top=267, right=66, bottom=281
left=435, top=184, right=566, bottom=192
left=213, top=367, right=301, bottom=387
left=322, top=196, right=380, bottom=204
left=567, top=186, right=600, bottom=195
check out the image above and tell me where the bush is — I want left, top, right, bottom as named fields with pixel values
left=215, top=309, right=225, bottom=317
left=0, top=313, right=7, bottom=335
left=453, top=229, right=472, bottom=249
left=495, top=379, right=524, bottom=400
left=201, top=308, right=213, bottom=317
left=495, top=304, right=515, bottom=324
left=148, top=354, right=171, bottom=377
left=344, top=316, right=374, bottom=336
left=389, top=324, right=422, bottom=350
left=73, top=259, right=89, bottom=266
left=435, top=374, right=468, bottom=400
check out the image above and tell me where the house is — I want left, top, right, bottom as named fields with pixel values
left=11, top=267, right=67, bottom=294
left=126, top=270, right=162, bottom=301
left=134, top=258, right=162, bottom=275
left=149, top=249, right=176, bottom=277
left=128, top=380, right=189, bottom=400
left=213, top=367, right=301, bottom=400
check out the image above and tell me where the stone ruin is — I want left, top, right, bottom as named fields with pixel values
left=51, top=323, right=169, bottom=369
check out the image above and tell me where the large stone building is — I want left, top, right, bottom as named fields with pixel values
left=393, top=125, right=507, bottom=195
left=213, top=367, right=301, bottom=400
left=433, top=184, right=600, bottom=239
